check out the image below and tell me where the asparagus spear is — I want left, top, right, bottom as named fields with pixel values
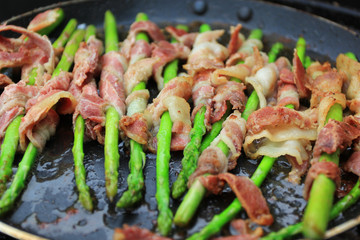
left=301, top=60, right=351, bottom=238
left=301, top=47, right=355, bottom=240
left=116, top=12, right=149, bottom=208
left=156, top=24, right=189, bottom=236
left=185, top=40, right=304, bottom=237
left=0, top=29, right=85, bottom=215
left=0, top=20, right=79, bottom=196
left=198, top=28, right=263, bottom=152
left=262, top=179, right=360, bottom=240
left=171, top=24, right=210, bottom=199
left=72, top=25, right=97, bottom=211
left=174, top=29, right=266, bottom=225
left=52, top=18, right=78, bottom=50
left=103, top=10, right=121, bottom=201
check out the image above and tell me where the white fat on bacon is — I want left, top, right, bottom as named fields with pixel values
left=19, top=72, right=76, bottom=151
left=245, top=63, right=278, bottom=108
left=336, top=54, right=360, bottom=116
left=0, top=82, right=39, bottom=140
left=211, top=110, right=246, bottom=165
left=244, top=107, right=318, bottom=183
left=124, top=58, right=158, bottom=96
left=184, top=30, right=229, bottom=75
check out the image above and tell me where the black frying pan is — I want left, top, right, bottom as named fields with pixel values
left=1, top=0, right=360, bottom=239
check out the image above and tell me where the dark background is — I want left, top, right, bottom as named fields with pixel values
left=2, top=0, right=360, bottom=32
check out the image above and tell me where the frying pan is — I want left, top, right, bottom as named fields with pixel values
left=1, top=0, right=360, bottom=239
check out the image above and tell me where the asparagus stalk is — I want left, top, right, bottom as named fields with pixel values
left=103, top=10, right=121, bottom=201
left=185, top=39, right=304, bottom=237
left=171, top=24, right=209, bottom=199
left=116, top=12, right=149, bottom=208
left=174, top=29, right=266, bottom=225
left=52, top=18, right=78, bottom=50
left=72, top=25, right=97, bottom=211
left=0, top=22, right=80, bottom=196
left=0, top=29, right=85, bottom=215
left=262, top=179, right=360, bottom=240
left=156, top=23, right=188, bottom=236
left=302, top=106, right=343, bottom=239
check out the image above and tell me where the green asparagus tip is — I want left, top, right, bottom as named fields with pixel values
left=135, top=13, right=150, bottom=42
left=85, top=25, right=96, bottom=42
left=199, top=23, right=211, bottom=33
left=104, top=10, right=119, bottom=53
left=135, top=12, right=149, bottom=22
left=248, top=28, right=263, bottom=40
left=176, top=24, right=189, bottom=32
left=345, top=52, right=358, bottom=61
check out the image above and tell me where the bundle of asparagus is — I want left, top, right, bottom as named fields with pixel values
left=1, top=8, right=360, bottom=240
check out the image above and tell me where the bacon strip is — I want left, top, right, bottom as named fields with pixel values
left=303, top=161, right=341, bottom=200
left=199, top=173, right=273, bottom=226
left=0, top=82, right=38, bottom=140
left=211, top=111, right=246, bottom=169
left=191, top=70, right=214, bottom=129
left=71, top=80, right=107, bottom=144
left=99, top=51, right=127, bottom=117
left=244, top=107, right=318, bottom=183
left=0, top=74, right=13, bottom=88
left=228, top=24, right=243, bottom=56
left=165, top=26, right=198, bottom=48
left=183, top=29, right=228, bottom=75
left=113, top=225, right=171, bottom=240
left=151, top=40, right=190, bottom=90
left=121, top=20, right=166, bottom=61
left=0, top=25, right=55, bottom=84
left=189, top=111, right=246, bottom=184
left=344, top=151, right=360, bottom=177
left=144, top=76, right=193, bottom=151
left=72, top=36, right=103, bottom=87
left=312, top=116, right=360, bottom=162
left=211, top=81, right=247, bottom=123
left=19, top=72, right=76, bottom=151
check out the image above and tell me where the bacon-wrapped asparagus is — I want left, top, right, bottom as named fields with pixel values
left=186, top=42, right=307, bottom=239
left=0, top=18, right=76, bottom=195
left=101, top=11, right=127, bottom=201
left=70, top=25, right=103, bottom=211
left=301, top=55, right=347, bottom=239
left=0, top=28, right=84, bottom=215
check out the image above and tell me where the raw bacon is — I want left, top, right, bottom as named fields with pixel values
left=99, top=51, right=127, bottom=117
left=151, top=40, right=190, bottom=90
left=312, top=116, right=360, bottom=162
left=165, top=26, right=198, bottom=48
left=0, top=74, right=13, bottom=88
left=199, top=173, right=273, bottom=226
left=0, top=81, right=38, bottom=140
left=303, top=161, right=341, bottom=200
left=211, top=81, right=247, bottom=123
left=0, top=25, right=55, bottom=85
left=19, top=72, right=76, bottom=151
left=244, top=107, right=318, bottom=183
left=144, top=76, right=193, bottom=151
left=113, top=225, right=171, bottom=240
left=121, top=20, right=166, bottom=61
left=183, top=29, right=228, bottom=75
left=72, top=36, right=103, bottom=87
left=189, top=111, right=246, bottom=184
left=71, top=80, right=107, bottom=144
